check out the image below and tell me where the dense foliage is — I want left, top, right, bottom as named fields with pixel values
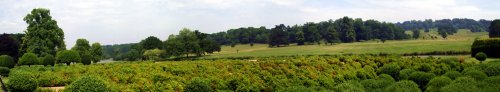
left=7, top=55, right=500, bottom=91
left=18, top=53, right=38, bottom=67
left=211, top=16, right=408, bottom=47
left=0, top=67, right=9, bottom=76
left=7, top=73, right=38, bottom=92
left=396, top=18, right=491, bottom=32
left=490, top=19, right=500, bottom=38
left=20, top=8, right=65, bottom=56
left=0, top=34, right=20, bottom=62
left=475, top=52, right=487, bottom=62
left=471, top=38, right=500, bottom=58
left=40, top=54, right=55, bottom=66
left=0, top=55, right=15, bottom=68
left=65, top=76, right=110, bottom=92
left=56, top=50, right=80, bottom=65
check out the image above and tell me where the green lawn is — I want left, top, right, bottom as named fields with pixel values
left=205, top=29, right=488, bottom=58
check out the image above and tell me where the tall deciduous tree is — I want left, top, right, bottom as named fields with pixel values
left=296, top=31, right=305, bottom=45
left=90, top=43, right=102, bottom=63
left=72, top=39, right=90, bottom=54
left=437, top=24, right=457, bottom=39
left=412, top=29, right=420, bottom=39
left=140, top=36, right=163, bottom=50
left=21, top=8, right=65, bottom=56
left=56, top=50, right=80, bottom=65
left=489, top=19, right=500, bottom=38
left=268, top=24, right=289, bottom=47
left=335, top=17, right=356, bottom=42
left=325, top=25, right=340, bottom=45
left=18, top=53, right=38, bottom=67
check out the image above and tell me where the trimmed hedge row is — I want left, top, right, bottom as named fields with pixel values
left=471, top=38, right=500, bottom=58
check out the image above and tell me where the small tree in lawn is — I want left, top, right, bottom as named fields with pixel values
left=475, top=52, right=487, bottom=62
left=40, top=54, right=55, bottom=66
left=18, top=53, right=38, bottom=67
left=56, top=50, right=80, bottom=65
left=90, top=42, right=103, bottom=63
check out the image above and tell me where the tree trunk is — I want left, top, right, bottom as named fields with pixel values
left=66, top=62, right=71, bottom=66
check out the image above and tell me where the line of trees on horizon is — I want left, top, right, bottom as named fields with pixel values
left=396, top=18, right=491, bottom=32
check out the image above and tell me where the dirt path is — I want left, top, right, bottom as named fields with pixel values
left=39, top=86, right=65, bottom=92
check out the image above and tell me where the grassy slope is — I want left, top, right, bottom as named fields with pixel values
left=205, top=29, right=488, bottom=58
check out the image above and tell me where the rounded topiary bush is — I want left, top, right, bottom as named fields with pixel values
left=184, top=78, right=212, bottom=92
left=409, top=71, right=435, bottom=89
left=417, top=63, right=432, bottom=72
left=463, top=70, right=487, bottom=81
left=483, top=62, right=500, bottom=76
left=425, top=76, right=452, bottom=92
left=379, top=63, right=401, bottom=78
left=475, top=52, right=487, bottom=62
left=0, top=67, right=9, bottom=76
left=18, top=53, right=38, bottom=67
left=385, top=80, right=420, bottom=92
left=40, top=54, right=55, bottom=66
left=440, top=77, right=477, bottom=92
left=333, top=81, right=365, bottom=92
left=443, top=71, right=462, bottom=80
left=399, top=69, right=416, bottom=80
left=66, top=76, right=110, bottom=92
left=0, top=55, right=15, bottom=68
left=426, top=76, right=452, bottom=88
left=7, top=73, right=38, bottom=92
left=80, top=52, right=92, bottom=65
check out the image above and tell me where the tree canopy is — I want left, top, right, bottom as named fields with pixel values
left=20, top=8, right=65, bottom=56
left=489, top=19, right=500, bottom=38
left=0, top=34, right=20, bottom=61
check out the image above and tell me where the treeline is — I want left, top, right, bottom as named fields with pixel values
left=104, top=28, right=221, bottom=61
left=396, top=18, right=491, bottom=32
left=209, top=16, right=409, bottom=47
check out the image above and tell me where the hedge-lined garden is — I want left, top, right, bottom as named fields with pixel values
left=4, top=55, right=500, bottom=91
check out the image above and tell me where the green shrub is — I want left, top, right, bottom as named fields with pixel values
left=333, top=81, right=365, bottom=92
left=56, top=50, right=80, bottom=65
left=417, top=63, right=432, bottom=72
left=18, top=53, right=38, bottom=67
left=384, top=80, right=420, bottom=92
left=426, top=76, right=452, bottom=88
left=463, top=70, right=487, bottom=81
left=399, top=69, right=416, bottom=80
left=0, top=55, right=15, bottom=68
left=478, top=76, right=500, bottom=92
left=443, top=71, right=462, bottom=80
left=80, top=52, right=92, bottom=65
left=408, top=71, right=435, bottom=89
left=40, top=55, right=55, bottom=66
left=483, top=76, right=500, bottom=85
left=66, top=76, right=110, bottom=92
left=440, top=77, right=477, bottom=92
left=7, top=73, right=38, bottom=92
left=471, top=38, right=500, bottom=58
left=483, top=62, right=500, bottom=76
left=184, top=78, right=212, bottom=92
left=0, top=67, right=9, bottom=76
left=379, top=63, right=401, bottom=79
left=475, top=52, right=487, bottom=62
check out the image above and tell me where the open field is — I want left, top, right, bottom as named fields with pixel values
left=205, top=30, right=488, bottom=58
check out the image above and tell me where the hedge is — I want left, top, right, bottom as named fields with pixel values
left=471, top=38, right=500, bottom=58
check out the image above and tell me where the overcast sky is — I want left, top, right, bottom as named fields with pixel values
left=1, top=0, right=499, bottom=48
